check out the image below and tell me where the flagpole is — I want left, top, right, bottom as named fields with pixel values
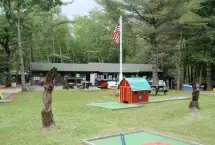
left=119, top=16, right=123, bottom=83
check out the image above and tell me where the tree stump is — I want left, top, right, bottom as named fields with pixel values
left=41, top=67, right=57, bottom=128
left=63, top=75, right=69, bottom=89
left=189, top=84, right=200, bottom=112
left=41, top=109, right=54, bottom=127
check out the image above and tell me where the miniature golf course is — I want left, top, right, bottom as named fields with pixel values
left=83, top=130, right=200, bottom=145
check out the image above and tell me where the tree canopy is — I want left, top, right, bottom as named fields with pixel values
left=0, top=0, right=215, bottom=90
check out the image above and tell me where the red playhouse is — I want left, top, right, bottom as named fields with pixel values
left=119, top=78, right=152, bottom=104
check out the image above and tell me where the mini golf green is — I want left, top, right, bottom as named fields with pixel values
left=0, top=93, right=12, bottom=103
left=86, top=101, right=144, bottom=110
left=2, top=93, right=11, bottom=98
left=86, top=97, right=190, bottom=110
left=83, top=130, right=200, bottom=145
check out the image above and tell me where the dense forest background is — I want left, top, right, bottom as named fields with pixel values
left=0, top=0, right=215, bottom=91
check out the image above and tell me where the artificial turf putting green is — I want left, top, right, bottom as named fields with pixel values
left=0, top=93, right=12, bottom=103
left=86, top=101, right=144, bottom=110
left=83, top=130, right=200, bottom=145
left=2, top=93, right=11, bottom=98
left=86, top=97, right=190, bottom=110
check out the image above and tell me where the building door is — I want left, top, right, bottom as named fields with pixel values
left=104, top=73, right=108, bottom=79
left=86, top=73, right=90, bottom=81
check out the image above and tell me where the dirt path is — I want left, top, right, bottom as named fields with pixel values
left=0, top=85, right=5, bottom=89
left=0, top=87, right=22, bottom=94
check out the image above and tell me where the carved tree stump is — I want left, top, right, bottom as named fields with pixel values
left=63, top=75, right=69, bottom=89
left=41, top=109, right=54, bottom=127
left=41, top=67, right=57, bottom=128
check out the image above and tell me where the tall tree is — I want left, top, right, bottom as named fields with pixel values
left=96, top=0, right=186, bottom=85
left=0, top=14, right=13, bottom=87
left=195, top=0, right=215, bottom=90
left=179, top=0, right=215, bottom=90
left=0, top=0, right=63, bottom=91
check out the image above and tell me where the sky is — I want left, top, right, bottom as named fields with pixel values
left=61, top=0, right=99, bottom=20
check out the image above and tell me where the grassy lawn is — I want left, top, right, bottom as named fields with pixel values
left=0, top=90, right=214, bottom=145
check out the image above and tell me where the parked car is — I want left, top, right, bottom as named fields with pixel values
left=97, top=79, right=119, bottom=89
left=107, top=80, right=118, bottom=89
left=97, top=80, right=108, bottom=89
left=67, top=77, right=84, bottom=89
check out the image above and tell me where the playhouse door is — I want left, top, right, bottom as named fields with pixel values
left=120, top=87, right=129, bottom=103
left=138, top=92, right=142, bottom=101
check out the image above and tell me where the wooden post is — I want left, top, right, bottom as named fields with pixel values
left=41, top=67, right=57, bottom=128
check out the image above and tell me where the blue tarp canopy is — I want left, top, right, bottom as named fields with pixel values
left=122, top=77, right=152, bottom=91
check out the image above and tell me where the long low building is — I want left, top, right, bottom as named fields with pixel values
left=30, top=62, right=163, bottom=85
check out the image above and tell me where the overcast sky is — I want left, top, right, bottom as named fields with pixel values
left=61, top=0, right=98, bottom=19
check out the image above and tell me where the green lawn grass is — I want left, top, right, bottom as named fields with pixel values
left=0, top=90, right=214, bottom=145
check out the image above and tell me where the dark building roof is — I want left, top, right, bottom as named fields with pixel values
left=30, top=62, right=162, bottom=73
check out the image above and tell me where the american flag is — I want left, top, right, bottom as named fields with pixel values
left=112, top=19, right=120, bottom=44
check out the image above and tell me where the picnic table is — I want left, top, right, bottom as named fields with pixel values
left=150, top=85, right=168, bottom=95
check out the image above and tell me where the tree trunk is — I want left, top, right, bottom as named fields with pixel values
left=176, top=30, right=182, bottom=90
left=206, top=62, right=212, bottom=91
left=151, top=34, right=159, bottom=86
left=5, top=48, right=11, bottom=87
left=198, top=64, right=203, bottom=85
left=41, top=67, right=57, bottom=128
left=188, top=65, right=190, bottom=83
left=183, top=54, right=188, bottom=84
left=1, top=28, right=11, bottom=87
left=39, top=47, right=42, bottom=62
left=17, top=3, right=27, bottom=91
left=190, top=64, right=193, bottom=83
left=176, top=63, right=180, bottom=90
left=187, top=64, right=190, bottom=83
left=16, top=55, right=20, bottom=83
left=194, top=64, right=197, bottom=83
left=183, top=61, right=187, bottom=84
left=161, top=56, right=164, bottom=71
left=30, top=33, right=34, bottom=62
left=193, top=64, right=195, bottom=82
left=60, top=43, right=62, bottom=63
left=183, top=41, right=188, bottom=84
